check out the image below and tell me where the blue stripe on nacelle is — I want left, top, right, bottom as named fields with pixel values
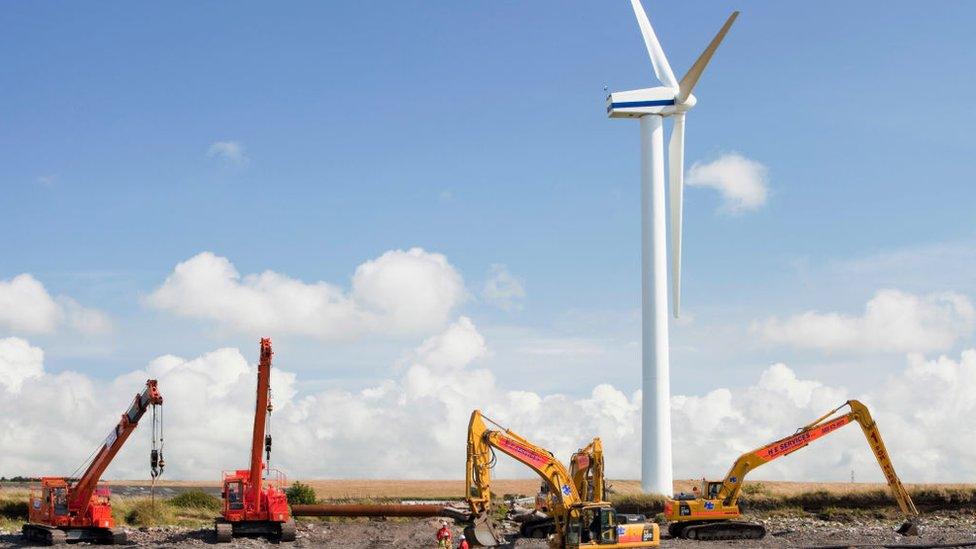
left=609, top=99, right=676, bottom=110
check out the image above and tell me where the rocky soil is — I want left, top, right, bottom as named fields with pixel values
left=1, top=514, right=975, bottom=548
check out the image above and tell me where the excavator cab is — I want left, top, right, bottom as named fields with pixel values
left=565, top=505, right=656, bottom=548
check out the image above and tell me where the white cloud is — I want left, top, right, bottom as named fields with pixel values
left=0, top=274, right=112, bottom=335
left=515, top=337, right=607, bottom=357
left=482, top=264, right=525, bottom=311
left=0, top=338, right=44, bottom=392
left=207, top=141, right=249, bottom=166
left=686, top=153, right=769, bottom=213
left=146, top=249, right=465, bottom=341
left=3, top=321, right=974, bottom=482
left=755, top=290, right=975, bottom=354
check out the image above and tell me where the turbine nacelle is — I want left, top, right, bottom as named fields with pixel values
left=606, top=87, right=696, bottom=118
left=609, top=1, right=737, bottom=317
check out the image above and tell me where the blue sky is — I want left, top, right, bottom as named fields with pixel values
left=2, top=1, right=976, bottom=480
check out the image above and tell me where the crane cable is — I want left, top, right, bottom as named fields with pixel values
left=264, top=384, right=274, bottom=481
left=67, top=440, right=103, bottom=485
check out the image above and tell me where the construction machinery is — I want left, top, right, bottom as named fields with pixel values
left=215, top=338, right=295, bottom=543
left=466, top=410, right=659, bottom=548
left=527, top=438, right=607, bottom=539
left=23, top=379, right=164, bottom=545
left=665, top=400, right=920, bottom=540
left=570, top=439, right=606, bottom=504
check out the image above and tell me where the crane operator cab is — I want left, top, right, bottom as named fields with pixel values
left=565, top=504, right=658, bottom=547
left=225, top=479, right=244, bottom=511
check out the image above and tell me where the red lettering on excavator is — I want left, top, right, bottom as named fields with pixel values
left=754, top=416, right=851, bottom=462
left=498, top=436, right=551, bottom=470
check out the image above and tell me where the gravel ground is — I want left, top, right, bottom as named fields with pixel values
left=1, top=514, right=975, bottom=548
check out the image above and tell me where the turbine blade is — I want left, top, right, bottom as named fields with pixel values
left=630, top=0, right=678, bottom=89
left=677, top=11, right=739, bottom=103
left=668, top=113, right=685, bottom=317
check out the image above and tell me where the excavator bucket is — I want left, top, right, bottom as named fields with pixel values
left=896, top=520, right=919, bottom=536
left=465, top=515, right=503, bottom=547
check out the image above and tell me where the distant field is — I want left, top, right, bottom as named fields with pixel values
left=92, top=479, right=976, bottom=500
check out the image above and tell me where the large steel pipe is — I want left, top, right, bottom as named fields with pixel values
left=291, top=504, right=448, bottom=518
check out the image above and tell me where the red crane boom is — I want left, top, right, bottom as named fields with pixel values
left=248, top=338, right=272, bottom=513
left=24, top=379, right=164, bottom=545
left=215, top=338, right=295, bottom=543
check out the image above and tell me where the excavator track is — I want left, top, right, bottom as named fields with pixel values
left=671, top=521, right=766, bottom=540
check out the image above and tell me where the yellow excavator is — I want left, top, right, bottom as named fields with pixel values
left=526, top=438, right=608, bottom=539
left=665, top=400, right=920, bottom=540
left=570, top=438, right=606, bottom=504
left=466, top=410, right=659, bottom=548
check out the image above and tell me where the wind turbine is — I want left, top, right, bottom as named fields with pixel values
left=607, top=0, right=738, bottom=495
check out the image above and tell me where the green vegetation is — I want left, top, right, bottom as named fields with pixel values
left=0, top=499, right=28, bottom=520
left=609, top=492, right=667, bottom=514
left=741, top=482, right=769, bottom=496
left=118, top=499, right=177, bottom=527
left=609, top=485, right=976, bottom=521
left=167, top=490, right=221, bottom=512
left=286, top=481, right=318, bottom=505
left=0, top=489, right=30, bottom=532
left=110, top=495, right=216, bottom=528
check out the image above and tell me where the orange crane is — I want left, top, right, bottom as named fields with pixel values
left=23, top=379, right=164, bottom=545
left=215, top=338, right=295, bottom=543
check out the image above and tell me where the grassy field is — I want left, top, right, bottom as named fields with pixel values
left=0, top=487, right=221, bottom=531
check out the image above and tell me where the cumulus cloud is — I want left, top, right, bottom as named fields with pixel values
left=0, top=338, right=44, bottom=392
left=207, top=141, right=249, bottom=166
left=146, top=249, right=465, bottom=341
left=3, top=321, right=975, bottom=482
left=686, top=153, right=769, bottom=213
left=755, top=290, right=975, bottom=354
left=0, top=274, right=112, bottom=335
left=482, top=264, right=525, bottom=311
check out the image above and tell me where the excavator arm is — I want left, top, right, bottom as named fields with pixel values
left=570, top=438, right=605, bottom=503
left=466, top=410, right=581, bottom=546
left=69, top=380, right=163, bottom=513
left=715, top=400, right=918, bottom=524
left=666, top=400, right=917, bottom=540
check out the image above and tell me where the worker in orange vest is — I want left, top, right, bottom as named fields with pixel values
left=457, top=534, right=470, bottom=549
left=436, top=521, right=452, bottom=548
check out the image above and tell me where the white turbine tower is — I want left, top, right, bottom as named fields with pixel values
left=607, top=1, right=738, bottom=495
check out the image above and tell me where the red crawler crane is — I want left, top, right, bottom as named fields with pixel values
left=215, top=338, right=295, bottom=543
left=23, top=380, right=164, bottom=545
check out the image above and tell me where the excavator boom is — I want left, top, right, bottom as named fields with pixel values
left=666, top=400, right=919, bottom=540
left=570, top=438, right=605, bottom=503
